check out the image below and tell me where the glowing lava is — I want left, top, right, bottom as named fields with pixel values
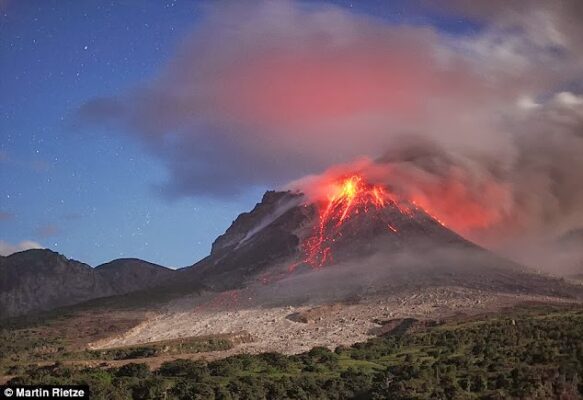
left=300, top=175, right=396, bottom=268
left=288, top=174, right=452, bottom=271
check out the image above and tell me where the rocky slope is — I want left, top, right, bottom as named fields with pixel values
left=92, top=180, right=583, bottom=352
left=176, top=186, right=581, bottom=303
left=182, top=190, right=309, bottom=290
left=0, top=249, right=175, bottom=319
left=3, top=183, right=580, bottom=321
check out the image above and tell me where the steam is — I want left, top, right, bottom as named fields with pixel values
left=78, top=1, right=583, bottom=274
left=287, top=92, right=583, bottom=275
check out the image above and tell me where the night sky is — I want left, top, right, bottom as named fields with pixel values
left=1, top=1, right=582, bottom=270
left=1, top=1, right=257, bottom=267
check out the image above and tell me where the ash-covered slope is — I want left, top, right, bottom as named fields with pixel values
left=181, top=176, right=580, bottom=301
left=0, top=249, right=176, bottom=319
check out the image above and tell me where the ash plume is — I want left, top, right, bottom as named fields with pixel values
left=286, top=90, right=583, bottom=274
left=77, top=1, right=583, bottom=274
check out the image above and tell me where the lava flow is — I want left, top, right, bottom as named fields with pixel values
left=298, top=175, right=401, bottom=269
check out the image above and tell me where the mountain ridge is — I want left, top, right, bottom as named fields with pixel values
left=2, top=183, right=581, bottom=320
left=172, top=182, right=581, bottom=308
left=0, top=249, right=176, bottom=319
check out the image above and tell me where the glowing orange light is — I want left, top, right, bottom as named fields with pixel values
left=290, top=174, right=453, bottom=270
left=300, top=174, right=395, bottom=268
left=412, top=199, right=447, bottom=227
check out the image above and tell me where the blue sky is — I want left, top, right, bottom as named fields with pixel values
left=0, top=1, right=270, bottom=266
left=0, top=1, right=511, bottom=267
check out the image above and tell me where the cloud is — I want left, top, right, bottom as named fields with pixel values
left=78, top=1, right=583, bottom=268
left=440, top=0, right=583, bottom=55
left=79, top=1, right=521, bottom=197
left=0, top=211, right=13, bottom=221
left=0, top=240, right=44, bottom=256
left=286, top=90, right=583, bottom=274
left=35, top=224, right=60, bottom=238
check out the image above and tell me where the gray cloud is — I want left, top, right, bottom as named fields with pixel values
left=78, top=1, right=583, bottom=271
left=79, top=1, right=522, bottom=197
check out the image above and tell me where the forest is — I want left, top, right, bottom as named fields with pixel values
left=4, top=306, right=583, bottom=399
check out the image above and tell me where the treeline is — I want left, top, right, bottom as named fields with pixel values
left=7, top=308, right=583, bottom=399
left=0, top=330, right=235, bottom=364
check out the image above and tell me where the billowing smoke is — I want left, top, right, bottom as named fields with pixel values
left=288, top=92, right=583, bottom=274
left=289, top=92, right=583, bottom=242
left=78, top=1, right=583, bottom=274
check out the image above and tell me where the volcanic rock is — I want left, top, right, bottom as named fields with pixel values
left=178, top=177, right=582, bottom=304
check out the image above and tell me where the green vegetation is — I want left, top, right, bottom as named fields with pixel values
left=82, top=336, right=234, bottom=361
left=0, top=325, right=66, bottom=364
left=3, top=307, right=583, bottom=399
left=0, top=330, right=235, bottom=367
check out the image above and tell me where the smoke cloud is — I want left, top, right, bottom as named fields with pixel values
left=79, top=1, right=583, bottom=272
left=290, top=90, right=583, bottom=241
left=0, top=240, right=44, bottom=256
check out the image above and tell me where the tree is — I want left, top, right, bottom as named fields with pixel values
left=116, top=363, right=150, bottom=379
left=158, top=359, right=209, bottom=381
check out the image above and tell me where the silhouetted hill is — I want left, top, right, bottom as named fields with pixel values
left=95, top=258, right=174, bottom=294
left=0, top=249, right=175, bottom=319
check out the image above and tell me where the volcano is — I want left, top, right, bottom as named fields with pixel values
left=90, top=175, right=581, bottom=353
left=179, top=174, right=577, bottom=304
left=294, top=174, right=457, bottom=270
